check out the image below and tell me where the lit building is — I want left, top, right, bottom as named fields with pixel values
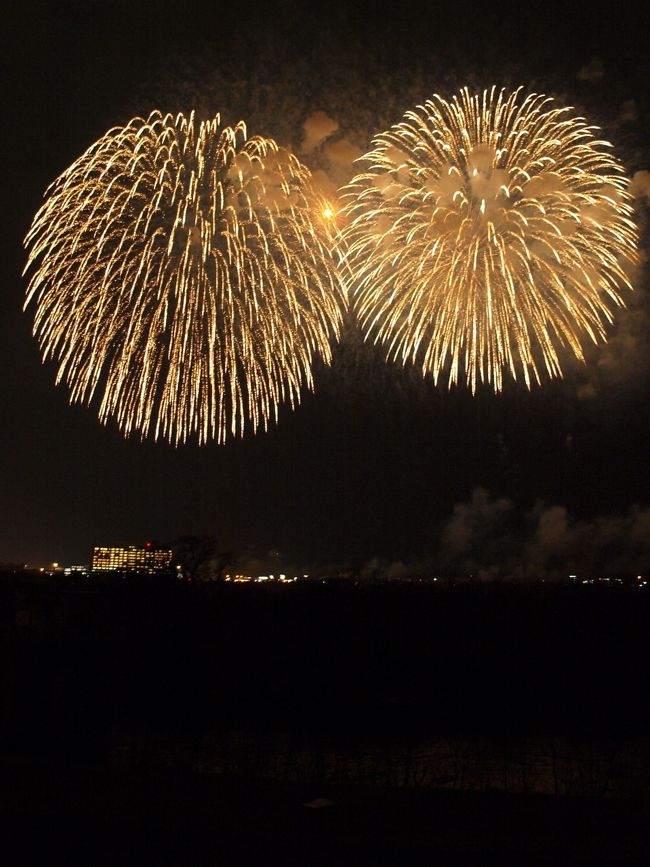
left=92, top=543, right=172, bottom=574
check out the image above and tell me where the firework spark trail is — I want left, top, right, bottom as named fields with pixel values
left=340, top=87, right=639, bottom=391
left=24, top=111, right=345, bottom=444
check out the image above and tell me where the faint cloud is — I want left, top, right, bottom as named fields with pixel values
left=385, top=560, right=408, bottom=580
left=577, top=382, right=597, bottom=400
left=616, top=99, right=637, bottom=126
left=577, top=57, right=604, bottom=82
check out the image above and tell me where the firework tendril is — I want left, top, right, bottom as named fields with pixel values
left=24, top=111, right=344, bottom=444
left=341, top=87, right=638, bottom=391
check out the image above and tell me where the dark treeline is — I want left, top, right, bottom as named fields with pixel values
left=2, top=574, right=649, bottom=764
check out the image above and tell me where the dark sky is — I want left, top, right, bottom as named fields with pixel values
left=2, top=0, right=649, bottom=571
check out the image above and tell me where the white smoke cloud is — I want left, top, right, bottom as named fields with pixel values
left=300, top=110, right=339, bottom=153
left=321, top=490, right=650, bottom=583
left=630, top=171, right=650, bottom=202
left=528, top=502, right=650, bottom=578
left=310, top=168, right=339, bottom=202
left=296, top=112, right=365, bottom=213
left=435, top=488, right=650, bottom=581
left=323, top=137, right=363, bottom=169
left=440, top=487, right=512, bottom=556
left=571, top=266, right=650, bottom=399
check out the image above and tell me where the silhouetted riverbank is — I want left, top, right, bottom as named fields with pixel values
left=2, top=576, right=650, bottom=862
left=3, top=755, right=650, bottom=865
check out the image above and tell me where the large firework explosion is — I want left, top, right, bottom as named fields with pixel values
left=341, top=87, right=639, bottom=391
left=24, top=111, right=344, bottom=444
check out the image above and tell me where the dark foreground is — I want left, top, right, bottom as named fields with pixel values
left=3, top=757, right=650, bottom=866
left=2, top=576, right=650, bottom=863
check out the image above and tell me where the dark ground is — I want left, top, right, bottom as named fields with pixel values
left=2, top=576, right=650, bottom=864
left=2, top=756, right=650, bottom=866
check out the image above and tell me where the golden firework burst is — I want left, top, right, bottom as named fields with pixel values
left=341, top=87, right=638, bottom=391
left=24, top=111, right=344, bottom=444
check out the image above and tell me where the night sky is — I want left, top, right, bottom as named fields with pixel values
left=2, top=0, right=649, bottom=573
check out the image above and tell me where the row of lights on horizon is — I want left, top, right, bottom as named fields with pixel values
left=224, top=574, right=307, bottom=583
left=10, top=564, right=648, bottom=586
